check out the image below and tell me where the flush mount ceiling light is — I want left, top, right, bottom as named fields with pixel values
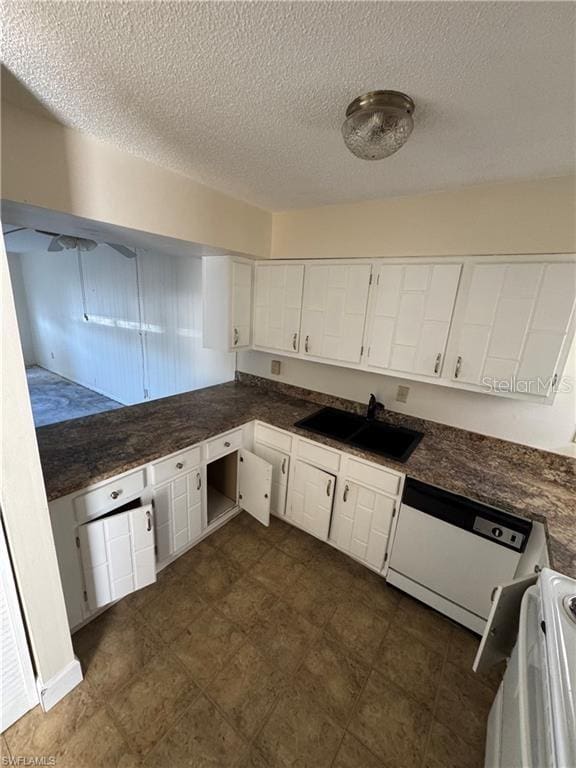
left=342, top=90, right=415, bottom=160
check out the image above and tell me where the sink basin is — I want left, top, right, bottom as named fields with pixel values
left=347, top=420, right=423, bottom=462
left=295, top=407, right=423, bottom=462
left=294, top=407, right=366, bottom=440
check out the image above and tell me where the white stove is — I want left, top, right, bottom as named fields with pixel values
left=476, top=568, right=576, bottom=768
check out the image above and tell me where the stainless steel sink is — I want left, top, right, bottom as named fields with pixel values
left=294, top=407, right=423, bottom=462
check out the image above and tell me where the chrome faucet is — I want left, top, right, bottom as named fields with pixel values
left=366, top=393, right=384, bottom=420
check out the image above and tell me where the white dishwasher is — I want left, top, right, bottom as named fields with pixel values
left=387, top=478, right=533, bottom=633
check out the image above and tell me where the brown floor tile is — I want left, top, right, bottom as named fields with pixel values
left=0, top=737, right=10, bottom=761
left=295, top=636, right=369, bottom=725
left=283, top=566, right=338, bottom=627
left=374, top=624, right=445, bottom=708
left=255, top=684, right=344, bottom=768
left=123, top=565, right=181, bottom=612
left=74, top=613, right=160, bottom=701
left=218, top=574, right=277, bottom=630
left=56, top=707, right=139, bottom=768
left=170, top=536, right=219, bottom=578
left=209, top=513, right=247, bottom=548
left=333, top=733, right=387, bottom=768
left=217, top=525, right=272, bottom=570
left=251, top=548, right=306, bottom=595
left=325, top=598, right=390, bottom=665
left=5, top=684, right=98, bottom=758
left=171, top=605, right=245, bottom=685
left=349, top=570, right=402, bottom=618
left=241, top=512, right=292, bottom=545
left=144, top=693, right=247, bottom=767
left=348, top=670, right=432, bottom=768
left=275, top=527, right=328, bottom=563
left=247, top=598, right=319, bottom=673
left=435, top=661, right=494, bottom=750
left=396, top=596, right=454, bottom=655
left=107, top=655, right=199, bottom=756
left=181, top=549, right=243, bottom=601
left=424, top=719, right=485, bottom=768
left=206, top=641, right=287, bottom=739
left=136, top=577, right=206, bottom=644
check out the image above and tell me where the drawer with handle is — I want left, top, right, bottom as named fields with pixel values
left=204, top=429, right=243, bottom=461
left=74, top=468, right=146, bottom=523
left=150, top=446, right=201, bottom=486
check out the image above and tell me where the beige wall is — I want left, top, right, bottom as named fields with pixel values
left=1, top=237, right=75, bottom=685
left=272, top=176, right=576, bottom=259
left=1, top=102, right=272, bottom=259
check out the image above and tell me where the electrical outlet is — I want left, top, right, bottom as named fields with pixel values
left=271, top=359, right=281, bottom=375
left=396, top=385, right=410, bottom=403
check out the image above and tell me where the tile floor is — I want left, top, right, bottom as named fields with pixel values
left=5, top=513, right=502, bottom=767
left=26, top=366, right=122, bottom=427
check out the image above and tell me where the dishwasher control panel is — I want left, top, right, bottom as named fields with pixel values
left=473, top=516, right=526, bottom=550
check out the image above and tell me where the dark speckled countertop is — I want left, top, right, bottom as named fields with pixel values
left=36, top=373, right=576, bottom=578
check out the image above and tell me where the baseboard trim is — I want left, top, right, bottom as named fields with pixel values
left=36, top=657, right=83, bottom=712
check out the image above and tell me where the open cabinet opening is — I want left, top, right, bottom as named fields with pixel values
left=207, top=452, right=238, bottom=525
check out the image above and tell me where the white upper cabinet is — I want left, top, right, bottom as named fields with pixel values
left=364, top=263, right=462, bottom=377
left=202, top=256, right=253, bottom=351
left=253, top=263, right=305, bottom=352
left=447, top=262, right=576, bottom=395
left=300, top=263, right=372, bottom=363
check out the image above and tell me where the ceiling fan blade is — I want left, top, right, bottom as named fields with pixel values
left=36, top=229, right=61, bottom=237
left=107, top=242, right=136, bottom=259
left=47, top=236, right=64, bottom=252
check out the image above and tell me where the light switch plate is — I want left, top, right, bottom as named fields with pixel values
left=271, top=360, right=281, bottom=375
left=396, top=385, right=410, bottom=403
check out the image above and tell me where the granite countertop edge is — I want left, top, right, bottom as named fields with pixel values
left=36, top=373, right=576, bottom=578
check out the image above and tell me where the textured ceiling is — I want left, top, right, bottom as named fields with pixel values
left=3, top=1, right=575, bottom=210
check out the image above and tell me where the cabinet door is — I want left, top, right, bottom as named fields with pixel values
left=473, top=574, right=537, bottom=674
left=365, top=263, right=461, bottom=377
left=232, top=260, right=253, bottom=348
left=253, top=263, right=304, bottom=352
left=154, top=469, right=203, bottom=563
left=252, top=441, right=290, bottom=517
left=300, top=264, right=371, bottom=363
left=449, top=262, right=576, bottom=394
left=287, top=460, right=335, bottom=541
left=78, top=504, right=156, bottom=612
left=238, top=449, right=272, bottom=526
left=330, top=480, right=396, bottom=571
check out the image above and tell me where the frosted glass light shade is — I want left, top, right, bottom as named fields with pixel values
left=342, top=91, right=415, bottom=161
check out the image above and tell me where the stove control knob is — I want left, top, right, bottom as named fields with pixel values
left=492, top=527, right=503, bottom=539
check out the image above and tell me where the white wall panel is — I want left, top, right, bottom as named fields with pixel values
left=14, top=247, right=234, bottom=408
left=7, top=253, right=35, bottom=364
left=138, top=251, right=234, bottom=400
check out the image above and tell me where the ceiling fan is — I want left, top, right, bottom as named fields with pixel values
left=4, top=227, right=136, bottom=258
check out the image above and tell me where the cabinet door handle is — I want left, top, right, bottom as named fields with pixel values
left=281, top=457, right=287, bottom=475
left=454, top=355, right=462, bottom=379
left=305, top=335, right=310, bottom=353
left=196, top=472, right=201, bottom=490
left=176, top=462, right=184, bottom=470
left=224, top=441, right=231, bottom=448
left=146, top=510, right=152, bottom=532
left=233, top=327, right=239, bottom=346
left=434, top=353, right=442, bottom=374
left=326, top=479, right=332, bottom=497
left=343, top=484, right=349, bottom=502
left=292, top=332, right=298, bottom=351
left=110, top=490, right=122, bottom=500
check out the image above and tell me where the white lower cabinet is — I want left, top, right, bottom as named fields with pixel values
left=252, top=441, right=290, bottom=518
left=287, top=459, right=336, bottom=540
left=78, top=503, right=156, bottom=612
left=330, top=480, right=396, bottom=572
left=154, top=468, right=203, bottom=565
